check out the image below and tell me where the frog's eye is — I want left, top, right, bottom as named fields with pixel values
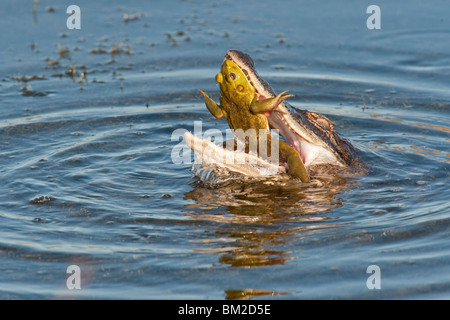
left=229, top=73, right=236, bottom=80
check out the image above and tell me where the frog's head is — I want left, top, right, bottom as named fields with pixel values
left=216, top=59, right=255, bottom=108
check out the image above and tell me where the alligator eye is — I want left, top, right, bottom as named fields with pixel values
left=229, top=73, right=236, bottom=80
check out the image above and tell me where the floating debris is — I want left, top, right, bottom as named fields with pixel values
left=110, top=43, right=132, bottom=57
left=119, top=76, right=124, bottom=90
left=105, top=43, right=132, bottom=64
left=65, top=65, right=77, bottom=80
left=123, top=12, right=144, bottom=23
left=30, top=195, right=56, bottom=204
left=90, top=47, right=108, bottom=54
left=45, top=57, right=60, bottom=68
left=165, top=33, right=178, bottom=47
left=22, top=85, right=48, bottom=97
left=78, top=71, right=85, bottom=90
left=32, top=0, right=38, bottom=24
left=12, top=74, right=47, bottom=83
left=57, top=43, right=71, bottom=59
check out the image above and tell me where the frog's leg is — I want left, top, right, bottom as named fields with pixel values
left=250, top=90, right=294, bottom=115
left=279, top=140, right=309, bottom=182
left=197, top=89, right=224, bottom=119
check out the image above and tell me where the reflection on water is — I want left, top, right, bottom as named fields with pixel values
left=224, top=288, right=289, bottom=300
left=184, top=167, right=357, bottom=268
left=0, top=0, right=449, bottom=299
left=368, top=114, right=450, bottom=163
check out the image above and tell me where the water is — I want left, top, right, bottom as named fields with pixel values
left=0, top=0, right=449, bottom=299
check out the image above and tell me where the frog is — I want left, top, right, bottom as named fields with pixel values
left=197, top=59, right=310, bottom=182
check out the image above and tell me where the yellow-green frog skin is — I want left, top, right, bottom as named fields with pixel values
left=197, top=60, right=309, bottom=182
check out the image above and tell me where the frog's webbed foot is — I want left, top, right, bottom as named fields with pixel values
left=250, top=90, right=294, bottom=115
left=287, top=157, right=309, bottom=183
left=279, top=141, right=309, bottom=183
left=196, top=89, right=224, bottom=119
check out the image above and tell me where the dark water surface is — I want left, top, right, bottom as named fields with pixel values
left=0, top=0, right=449, bottom=299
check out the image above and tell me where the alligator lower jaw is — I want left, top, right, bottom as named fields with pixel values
left=183, top=132, right=287, bottom=176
